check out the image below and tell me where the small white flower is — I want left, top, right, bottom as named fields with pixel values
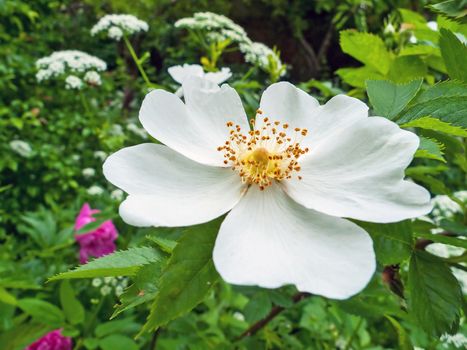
left=82, top=168, right=96, bottom=178
left=65, top=75, right=83, bottom=90
left=36, top=50, right=106, bottom=87
left=409, top=34, right=418, bottom=43
left=175, top=12, right=250, bottom=45
left=91, top=14, right=148, bottom=40
left=240, top=42, right=286, bottom=77
left=103, top=78, right=432, bottom=299
left=100, top=285, right=112, bottom=296
left=104, top=277, right=113, bottom=284
left=71, top=154, right=81, bottom=162
left=427, top=21, right=438, bottom=31
left=94, top=150, right=107, bottom=161
left=110, top=124, right=124, bottom=136
left=84, top=71, right=102, bottom=86
left=431, top=194, right=463, bottom=219
left=111, top=189, right=124, bottom=201
left=92, top=278, right=103, bottom=287
left=108, top=26, right=123, bottom=40
left=9, top=140, right=32, bottom=157
left=87, top=185, right=104, bottom=196
left=441, top=333, right=467, bottom=348
left=384, top=23, right=396, bottom=34
left=233, top=311, right=245, bottom=321
left=115, top=286, right=124, bottom=296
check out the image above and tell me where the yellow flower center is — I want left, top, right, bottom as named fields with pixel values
left=217, top=110, right=309, bottom=190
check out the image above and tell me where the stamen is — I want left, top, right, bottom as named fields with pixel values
left=218, top=118, right=309, bottom=190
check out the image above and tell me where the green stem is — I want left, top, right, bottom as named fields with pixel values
left=123, top=34, right=152, bottom=88
left=343, top=318, right=363, bottom=350
left=73, top=338, right=83, bottom=350
left=79, top=90, right=90, bottom=114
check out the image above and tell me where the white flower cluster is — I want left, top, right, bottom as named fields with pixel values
left=36, top=50, right=106, bottom=89
left=175, top=12, right=250, bottom=45
left=92, top=276, right=128, bottom=297
left=87, top=185, right=104, bottom=196
left=240, top=42, right=286, bottom=77
left=91, top=14, right=149, bottom=41
left=82, top=168, right=95, bottom=178
left=440, top=333, right=467, bottom=348
left=176, top=12, right=286, bottom=77
left=9, top=140, right=32, bottom=157
left=431, top=191, right=467, bottom=219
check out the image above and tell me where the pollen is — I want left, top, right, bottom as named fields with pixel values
left=217, top=116, right=309, bottom=190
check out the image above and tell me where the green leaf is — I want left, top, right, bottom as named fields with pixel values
left=413, top=80, right=467, bottom=103
left=17, top=299, right=65, bottom=327
left=48, top=247, right=163, bottom=281
left=111, top=260, right=166, bottom=319
left=340, top=30, right=392, bottom=75
left=401, top=117, right=467, bottom=137
left=336, top=66, right=384, bottom=88
left=428, top=1, right=467, bottom=23
left=360, top=221, right=413, bottom=265
left=415, top=137, right=446, bottom=163
left=439, top=28, right=467, bottom=82
left=385, top=315, right=414, bottom=350
left=95, top=318, right=141, bottom=338
left=0, top=323, right=52, bottom=350
left=59, top=280, right=85, bottom=325
left=387, top=56, right=427, bottom=83
left=243, top=292, right=272, bottom=323
left=414, top=232, right=467, bottom=249
left=439, top=219, right=467, bottom=235
left=99, top=334, right=139, bottom=350
left=142, top=219, right=221, bottom=332
left=366, top=79, right=422, bottom=120
left=146, top=235, right=177, bottom=253
left=397, top=96, right=467, bottom=128
left=0, top=287, right=17, bottom=305
left=75, top=218, right=108, bottom=235
left=408, top=251, right=462, bottom=336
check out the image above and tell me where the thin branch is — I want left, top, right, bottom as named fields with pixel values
left=236, top=292, right=309, bottom=341
left=317, top=20, right=334, bottom=63
left=149, top=328, right=160, bottom=350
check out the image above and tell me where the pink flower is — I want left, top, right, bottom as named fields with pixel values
left=25, top=329, right=72, bottom=350
left=74, top=203, right=118, bottom=264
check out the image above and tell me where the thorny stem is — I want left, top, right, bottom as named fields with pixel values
left=123, top=34, right=152, bottom=88
left=236, top=292, right=309, bottom=341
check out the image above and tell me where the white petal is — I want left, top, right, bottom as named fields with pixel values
left=168, top=64, right=204, bottom=84
left=103, top=143, right=246, bottom=227
left=284, top=117, right=432, bottom=223
left=139, top=77, right=249, bottom=167
left=258, top=82, right=368, bottom=148
left=213, top=184, right=375, bottom=299
left=205, top=67, right=232, bottom=84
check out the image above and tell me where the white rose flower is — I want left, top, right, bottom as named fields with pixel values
left=103, top=78, right=432, bottom=299
left=168, top=64, right=231, bottom=97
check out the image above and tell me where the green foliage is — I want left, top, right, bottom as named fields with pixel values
left=59, top=280, right=85, bottom=325
left=401, top=116, right=467, bottom=137
left=17, top=299, right=65, bottom=327
left=408, top=251, right=463, bottom=337
left=360, top=221, right=413, bottom=265
left=428, top=0, right=467, bottom=23
left=142, top=219, right=221, bottom=332
left=49, top=247, right=164, bottom=280
left=415, top=137, right=446, bottom=163
left=439, top=28, right=467, bottom=82
left=366, top=79, right=422, bottom=120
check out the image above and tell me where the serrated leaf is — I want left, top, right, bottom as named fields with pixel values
left=336, top=66, right=384, bottom=88
left=408, top=251, right=462, bottom=337
left=49, top=247, right=163, bottom=281
left=401, top=116, right=467, bottom=137
left=340, top=30, right=392, bottom=75
left=414, top=80, right=467, bottom=103
left=415, top=137, right=446, bottom=162
left=359, top=221, right=413, bottom=265
left=439, top=28, right=467, bottom=82
left=366, top=79, right=422, bottom=120
left=17, top=299, right=65, bottom=327
left=112, top=260, right=166, bottom=319
left=387, top=56, right=427, bottom=83
left=142, top=219, right=221, bottom=333
left=59, top=280, right=85, bottom=325
left=428, top=1, right=467, bottom=23
left=397, top=96, right=467, bottom=128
